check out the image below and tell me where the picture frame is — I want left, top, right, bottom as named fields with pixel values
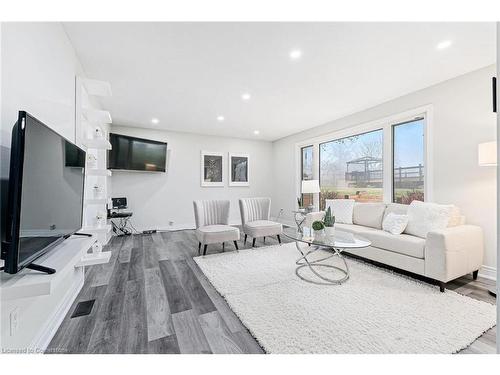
left=200, top=151, right=225, bottom=187
left=228, top=153, right=250, bottom=187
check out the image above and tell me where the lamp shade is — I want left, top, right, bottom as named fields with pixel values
left=301, top=179, right=321, bottom=194
left=478, top=141, right=497, bottom=166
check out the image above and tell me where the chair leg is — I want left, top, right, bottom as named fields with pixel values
left=472, top=270, right=479, bottom=280
left=277, top=234, right=281, bottom=244
left=203, top=244, right=208, bottom=256
left=198, top=242, right=201, bottom=255
left=252, top=238, right=256, bottom=247
left=244, top=234, right=247, bottom=245
left=222, top=242, right=225, bottom=252
left=263, top=236, right=266, bottom=243
left=233, top=241, right=239, bottom=250
left=439, top=281, right=445, bottom=293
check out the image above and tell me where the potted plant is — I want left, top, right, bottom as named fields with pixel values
left=323, top=206, right=335, bottom=236
left=312, top=220, right=325, bottom=237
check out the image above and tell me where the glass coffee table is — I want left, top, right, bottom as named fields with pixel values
left=283, top=227, right=371, bottom=285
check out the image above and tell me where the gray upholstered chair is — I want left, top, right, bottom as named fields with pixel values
left=193, top=200, right=240, bottom=255
left=239, top=197, right=283, bottom=247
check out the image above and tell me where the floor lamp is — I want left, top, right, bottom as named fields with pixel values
left=478, top=141, right=497, bottom=297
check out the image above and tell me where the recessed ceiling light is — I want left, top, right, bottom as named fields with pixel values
left=217, top=115, right=225, bottom=122
left=241, top=93, right=251, bottom=101
left=253, top=130, right=260, bottom=135
left=289, top=49, right=302, bottom=60
left=436, top=40, right=452, bottom=50
left=151, top=118, right=159, bottom=124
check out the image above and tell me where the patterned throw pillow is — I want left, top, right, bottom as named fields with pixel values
left=382, top=212, right=409, bottom=235
left=325, top=199, right=355, bottom=224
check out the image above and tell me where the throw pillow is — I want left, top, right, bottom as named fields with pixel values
left=404, top=201, right=455, bottom=238
left=382, top=213, right=409, bottom=235
left=325, top=199, right=355, bottom=224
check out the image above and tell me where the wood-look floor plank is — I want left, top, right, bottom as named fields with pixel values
left=173, top=259, right=216, bottom=315
left=231, top=330, right=265, bottom=354
left=128, top=246, right=144, bottom=281
left=118, top=278, right=148, bottom=353
left=147, top=335, right=181, bottom=354
left=198, top=311, right=243, bottom=354
left=46, top=285, right=107, bottom=354
left=144, top=267, right=174, bottom=341
left=184, top=255, right=246, bottom=333
left=87, top=318, right=122, bottom=354
left=143, top=234, right=159, bottom=269
left=171, top=310, right=212, bottom=354
left=158, top=260, right=192, bottom=314
left=151, top=232, right=170, bottom=261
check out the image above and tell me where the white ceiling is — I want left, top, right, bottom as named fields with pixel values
left=63, top=22, right=496, bottom=141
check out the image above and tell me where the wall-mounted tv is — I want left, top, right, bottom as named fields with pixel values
left=108, top=133, right=167, bottom=172
left=1, top=111, right=86, bottom=274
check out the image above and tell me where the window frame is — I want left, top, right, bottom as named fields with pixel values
left=295, top=105, right=432, bottom=206
left=391, top=117, right=426, bottom=203
left=319, top=128, right=384, bottom=206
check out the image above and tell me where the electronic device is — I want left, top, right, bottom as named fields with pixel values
left=108, top=133, right=167, bottom=172
left=1, top=111, right=86, bottom=274
left=111, top=197, right=128, bottom=209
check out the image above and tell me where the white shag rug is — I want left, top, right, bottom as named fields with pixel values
left=194, top=243, right=496, bottom=354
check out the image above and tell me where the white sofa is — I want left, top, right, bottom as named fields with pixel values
left=306, top=202, right=484, bottom=292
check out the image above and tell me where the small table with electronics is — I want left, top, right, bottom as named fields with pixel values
left=283, top=227, right=371, bottom=285
left=108, top=197, right=134, bottom=236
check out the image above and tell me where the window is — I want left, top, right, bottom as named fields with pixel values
left=301, top=146, right=313, bottom=180
left=392, top=118, right=425, bottom=204
left=319, top=129, right=383, bottom=209
left=301, top=146, right=313, bottom=207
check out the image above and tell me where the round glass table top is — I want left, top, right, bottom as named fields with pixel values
left=283, top=227, right=371, bottom=249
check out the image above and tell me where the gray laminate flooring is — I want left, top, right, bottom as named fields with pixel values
left=46, top=230, right=496, bottom=354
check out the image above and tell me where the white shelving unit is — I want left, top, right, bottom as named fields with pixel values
left=76, top=76, right=113, bottom=249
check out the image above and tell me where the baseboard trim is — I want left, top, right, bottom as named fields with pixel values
left=478, top=265, right=497, bottom=281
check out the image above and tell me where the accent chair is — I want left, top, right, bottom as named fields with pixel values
left=193, top=200, right=240, bottom=255
left=238, top=197, right=283, bottom=247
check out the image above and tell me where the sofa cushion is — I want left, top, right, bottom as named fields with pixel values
left=382, top=213, right=409, bottom=235
left=405, top=201, right=455, bottom=238
left=336, top=223, right=425, bottom=259
left=353, top=202, right=386, bottom=229
left=325, top=199, right=355, bottom=224
left=383, top=203, right=408, bottom=221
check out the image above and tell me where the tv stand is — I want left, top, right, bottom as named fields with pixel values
left=25, top=263, right=56, bottom=274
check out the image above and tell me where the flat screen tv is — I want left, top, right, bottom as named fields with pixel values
left=108, top=133, right=167, bottom=172
left=1, top=111, right=86, bottom=274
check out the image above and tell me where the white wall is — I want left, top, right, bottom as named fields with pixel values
left=110, top=126, right=274, bottom=231
left=1, top=22, right=87, bottom=351
left=272, top=65, right=497, bottom=275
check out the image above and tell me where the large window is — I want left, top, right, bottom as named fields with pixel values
left=301, top=145, right=313, bottom=207
left=319, top=129, right=383, bottom=209
left=392, top=118, right=425, bottom=203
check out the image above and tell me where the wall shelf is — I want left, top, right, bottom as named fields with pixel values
left=81, top=224, right=112, bottom=234
left=82, top=108, right=112, bottom=124
left=83, top=138, right=112, bottom=150
left=86, top=169, right=112, bottom=177
left=84, top=198, right=108, bottom=206
left=0, top=236, right=96, bottom=301
left=75, top=251, right=112, bottom=268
